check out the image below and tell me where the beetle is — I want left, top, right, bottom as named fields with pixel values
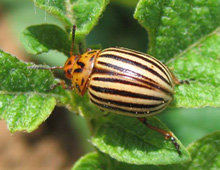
left=32, top=25, right=187, bottom=155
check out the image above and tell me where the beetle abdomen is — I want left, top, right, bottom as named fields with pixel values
left=88, top=47, right=174, bottom=117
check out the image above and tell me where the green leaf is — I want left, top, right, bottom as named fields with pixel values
left=169, top=28, right=220, bottom=107
left=111, top=0, right=139, bottom=8
left=74, top=93, right=105, bottom=119
left=32, top=0, right=110, bottom=37
left=159, top=108, right=220, bottom=146
left=160, top=131, right=220, bottom=170
left=184, top=131, right=220, bottom=170
left=20, top=24, right=70, bottom=56
left=134, top=0, right=220, bottom=62
left=0, top=94, right=56, bottom=133
left=72, top=152, right=107, bottom=170
left=72, top=152, right=160, bottom=170
left=32, top=0, right=72, bottom=26
left=91, top=114, right=190, bottom=165
left=72, top=0, right=110, bottom=38
left=73, top=132, right=220, bottom=169
left=0, top=50, right=74, bottom=132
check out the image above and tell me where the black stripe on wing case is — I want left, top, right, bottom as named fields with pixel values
left=102, top=48, right=173, bottom=85
left=99, top=54, right=171, bottom=86
left=92, top=77, right=153, bottom=90
left=89, top=91, right=166, bottom=108
left=94, top=64, right=173, bottom=96
left=90, top=85, right=164, bottom=101
left=90, top=98, right=167, bottom=115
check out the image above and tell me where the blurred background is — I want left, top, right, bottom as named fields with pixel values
left=0, top=0, right=219, bottom=169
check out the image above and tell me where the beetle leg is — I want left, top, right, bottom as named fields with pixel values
left=138, top=118, right=181, bottom=155
left=175, top=78, right=195, bottom=85
left=171, top=72, right=195, bottom=85
left=51, top=80, right=73, bottom=90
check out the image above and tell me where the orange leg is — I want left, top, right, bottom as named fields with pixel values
left=51, top=80, right=73, bottom=90
left=138, top=118, right=181, bottom=155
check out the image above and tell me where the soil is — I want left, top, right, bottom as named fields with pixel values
left=0, top=13, right=84, bottom=170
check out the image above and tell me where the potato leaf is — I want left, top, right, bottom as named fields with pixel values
left=169, top=28, right=220, bottom=107
left=0, top=50, right=74, bottom=132
left=91, top=114, right=190, bottom=165
left=134, top=0, right=220, bottom=62
left=32, top=0, right=110, bottom=37
left=21, top=24, right=70, bottom=56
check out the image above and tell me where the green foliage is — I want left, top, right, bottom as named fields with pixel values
left=21, top=24, right=70, bottom=56
left=134, top=0, right=220, bottom=62
left=32, top=0, right=73, bottom=27
left=184, top=131, right=220, bottom=169
left=0, top=0, right=219, bottom=168
left=73, top=131, right=220, bottom=169
left=0, top=93, right=56, bottom=133
left=32, top=0, right=110, bottom=38
left=168, top=28, right=220, bottom=107
left=91, top=115, right=190, bottom=165
left=72, top=152, right=154, bottom=170
left=72, top=153, right=106, bottom=170
left=72, top=0, right=110, bottom=38
left=158, top=108, right=220, bottom=146
left=0, top=50, right=74, bottom=132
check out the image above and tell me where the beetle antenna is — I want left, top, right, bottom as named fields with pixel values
left=28, top=66, right=64, bottom=70
left=70, top=25, right=76, bottom=57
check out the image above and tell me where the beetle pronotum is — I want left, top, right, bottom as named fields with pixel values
left=31, top=25, right=188, bottom=155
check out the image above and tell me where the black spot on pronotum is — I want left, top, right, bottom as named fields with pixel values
left=89, top=55, right=95, bottom=62
left=67, top=60, right=72, bottom=65
left=81, top=78, right=85, bottom=86
left=77, top=61, right=85, bottom=68
left=74, top=68, right=83, bottom=73
left=67, top=68, right=72, bottom=75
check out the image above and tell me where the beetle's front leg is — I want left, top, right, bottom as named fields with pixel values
left=138, top=117, right=181, bottom=155
left=51, top=80, right=73, bottom=90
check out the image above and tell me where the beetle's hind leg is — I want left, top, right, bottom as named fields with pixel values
left=138, top=118, right=181, bottom=155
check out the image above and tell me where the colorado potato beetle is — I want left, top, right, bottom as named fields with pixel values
left=32, top=25, right=186, bottom=155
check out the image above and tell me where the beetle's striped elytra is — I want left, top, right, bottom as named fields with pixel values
left=30, top=25, right=187, bottom=155
left=87, top=47, right=175, bottom=117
